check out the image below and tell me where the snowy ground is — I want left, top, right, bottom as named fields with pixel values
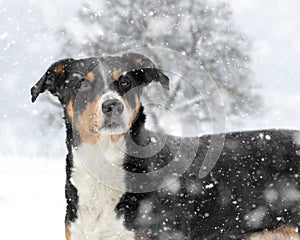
left=0, top=155, right=65, bottom=239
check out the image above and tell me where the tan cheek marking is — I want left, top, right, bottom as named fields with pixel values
left=112, top=70, right=121, bottom=81
left=135, top=93, right=140, bottom=113
left=75, top=96, right=100, bottom=144
left=83, top=72, right=95, bottom=82
left=67, top=100, right=74, bottom=119
left=54, top=64, right=65, bottom=75
left=65, top=225, right=71, bottom=240
left=124, top=97, right=135, bottom=128
left=249, top=225, right=300, bottom=240
left=122, top=96, right=132, bottom=113
left=127, top=94, right=140, bottom=129
left=110, top=133, right=125, bottom=143
left=128, top=114, right=136, bottom=129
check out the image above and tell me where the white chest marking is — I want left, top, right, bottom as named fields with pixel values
left=70, top=135, right=135, bottom=240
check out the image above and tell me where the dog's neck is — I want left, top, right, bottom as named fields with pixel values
left=65, top=105, right=148, bottom=193
left=127, top=106, right=150, bottom=147
left=72, top=134, right=126, bottom=190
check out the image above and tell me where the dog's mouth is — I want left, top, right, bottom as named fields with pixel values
left=105, top=121, right=121, bottom=129
left=98, top=119, right=126, bottom=134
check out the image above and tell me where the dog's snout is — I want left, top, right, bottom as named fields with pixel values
left=102, top=99, right=124, bottom=117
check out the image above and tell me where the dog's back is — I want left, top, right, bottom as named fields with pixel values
left=119, top=129, right=300, bottom=239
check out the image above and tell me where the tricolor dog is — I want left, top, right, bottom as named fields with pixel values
left=31, top=53, right=300, bottom=240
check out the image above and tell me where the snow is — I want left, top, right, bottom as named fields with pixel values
left=164, top=178, right=181, bottom=194
left=0, top=32, right=8, bottom=39
left=0, top=155, right=65, bottom=240
left=66, top=17, right=104, bottom=44
left=229, top=0, right=300, bottom=130
left=244, top=206, right=267, bottom=229
left=146, top=17, right=173, bottom=38
left=204, top=183, right=214, bottom=189
left=264, top=188, right=279, bottom=203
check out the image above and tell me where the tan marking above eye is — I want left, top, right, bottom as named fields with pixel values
left=83, top=72, right=95, bottom=82
left=134, top=58, right=143, bottom=67
left=54, top=64, right=65, bottom=75
left=112, top=70, right=121, bottom=81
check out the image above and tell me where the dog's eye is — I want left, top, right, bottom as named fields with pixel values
left=120, top=78, right=130, bottom=87
left=79, top=80, right=92, bottom=91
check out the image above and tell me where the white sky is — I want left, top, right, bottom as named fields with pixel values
left=229, top=0, right=300, bottom=130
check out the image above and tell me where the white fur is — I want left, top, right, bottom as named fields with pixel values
left=70, top=135, right=135, bottom=240
left=98, top=91, right=134, bottom=135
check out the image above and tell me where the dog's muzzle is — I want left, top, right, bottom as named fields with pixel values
left=102, top=99, right=124, bottom=117
left=98, top=92, right=130, bottom=134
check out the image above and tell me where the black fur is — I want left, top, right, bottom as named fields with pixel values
left=118, top=106, right=300, bottom=239
left=63, top=94, right=78, bottom=224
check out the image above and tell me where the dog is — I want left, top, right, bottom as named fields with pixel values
left=31, top=53, right=300, bottom=240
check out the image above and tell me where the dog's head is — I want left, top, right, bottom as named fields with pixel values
left=31, top=53, right=169, bottom=144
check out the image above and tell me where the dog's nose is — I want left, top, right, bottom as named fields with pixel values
left=102, top=99, right=124, bottom=117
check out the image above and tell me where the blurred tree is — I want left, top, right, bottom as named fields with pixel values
left=58, top=0, right=262, bottom=134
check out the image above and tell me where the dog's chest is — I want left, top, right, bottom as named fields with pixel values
left=70, top=137, right=134, bottom=240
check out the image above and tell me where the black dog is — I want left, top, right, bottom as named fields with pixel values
left=31, top=53, right=300, bottom=240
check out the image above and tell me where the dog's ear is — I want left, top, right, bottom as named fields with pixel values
left=130, top=68, right=170, bottom=91
left=141, top=68, right=170, bottom=91
left=123, top=53, right=170, bottom=90
left=31, top=58, right=74, bottom=103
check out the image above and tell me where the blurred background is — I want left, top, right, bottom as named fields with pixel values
left=0, top=0, right=300, bottom=239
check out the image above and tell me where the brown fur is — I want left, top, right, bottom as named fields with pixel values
left=110, top=134, right=125, bottom=143
left=65, top=225, right=71, bottom=240
left=249, top=225, right=300, bottom=240
left=75, top=96, right=100, bottom=144
left=128, top=114, right=137, bottom=132
left=83, top=72, right=95, bottom=82
left=126, top=94, right=140, bottom=130
left=67, top=99, right=74, bottom=120
left=134, top=94, right=140, bottom=113
left=134, top=58, right=143, bottom=68
left=122, top=96, right=132, bottom=114
left=112, top=70, right=121, bottom=81
left=54, top=64, right=65, bottom=76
